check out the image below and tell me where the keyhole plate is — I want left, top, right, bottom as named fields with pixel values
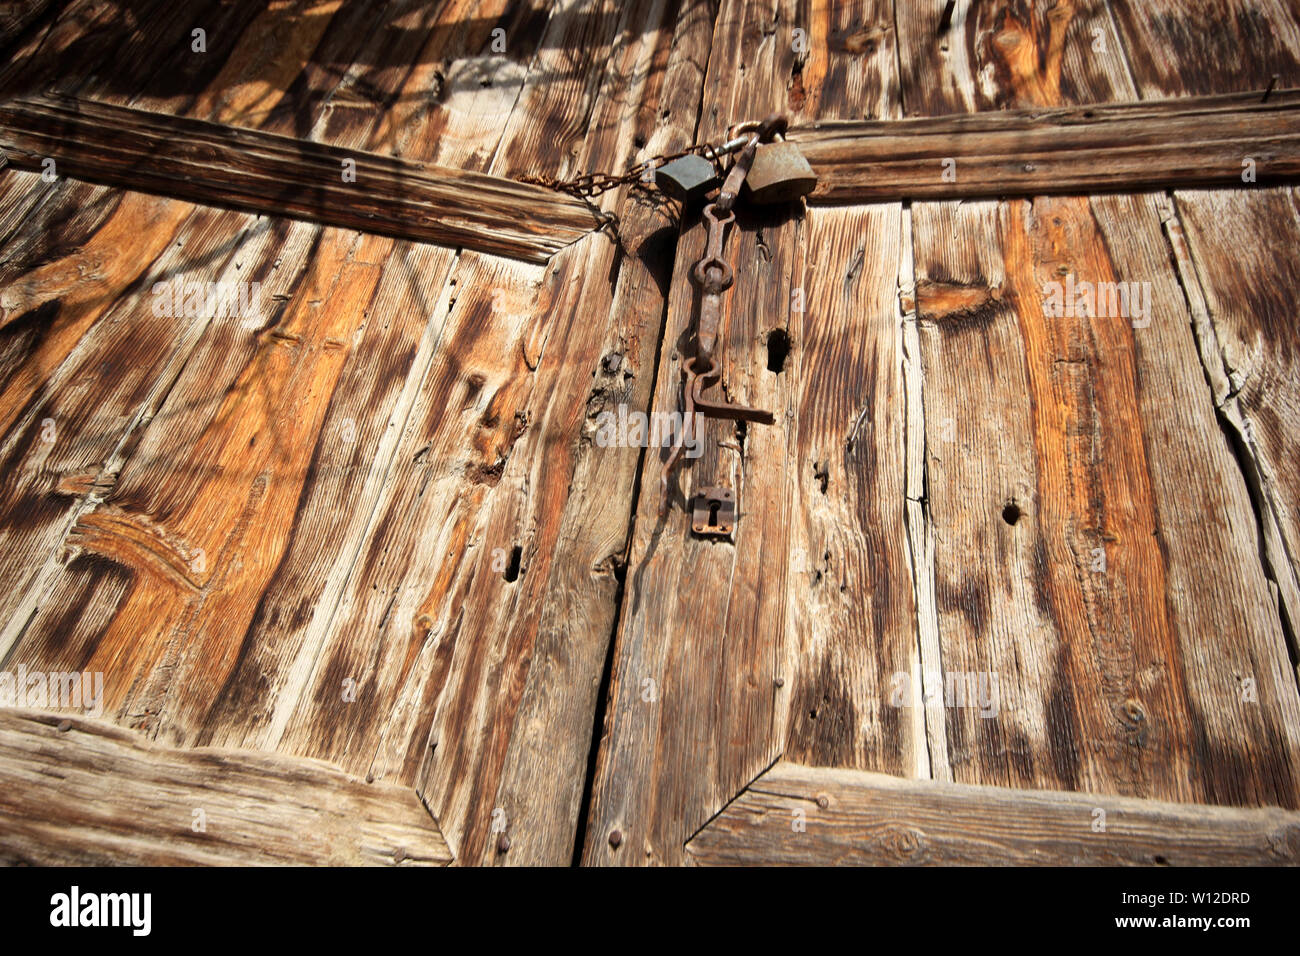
left=692, top=486, right=736, bottom=537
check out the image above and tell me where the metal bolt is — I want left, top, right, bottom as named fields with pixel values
left=57, top=719, right=72, bottom=732
left=393, top=847, right=407, bottom=863
left=497, top=833, right=511, bottom=853
left=816, top=795, right=829, bottom=809
left=774, top=676, right=785, bottom=688
left=609, top=829, right=623, bottom=848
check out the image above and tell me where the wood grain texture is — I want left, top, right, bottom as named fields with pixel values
left=899, top=1, right=1300, bottom=809
left=1108, top=0, right=1300, bottom=98
left=1175, top=187, right=1300, bottom=655
left=0, top=0, right=663, bottom=870
left=795, top=90, right=1300, bottom=201
left=0, top=94, right=598, bottom=263
left=685, top=762, right=1300, bottom=865
left=3, top=0, right=544, bottom=749
left=782, top=205, right=920, bottom=774
left=1103, top=0, right=1300, bottom=680
left=0, top=0, right=709, bottom=870
left=584, top=0, right=913, bottom=866
left=0, top=2, right=340, bottom=663
left=894, top=0, right=1133, bottom=115
left=0, top=708, right=450, bottom=866
left=0, top=196, right=241, bottom=656
left=911, top=190, right=1300, bottom=807
left=5, top=0, right=1300, bottom=871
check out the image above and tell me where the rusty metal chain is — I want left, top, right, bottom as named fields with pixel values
left=518, top=131, right=753, bottom=199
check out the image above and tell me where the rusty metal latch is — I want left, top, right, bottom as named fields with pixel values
left=529, top=113, right=817, bottom=530
left=659, top=115, right=815, bottom=523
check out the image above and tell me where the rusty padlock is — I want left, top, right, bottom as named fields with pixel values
left=655, top=154, right=721, bottom=204
left=743, top=132, right=817, bottom=205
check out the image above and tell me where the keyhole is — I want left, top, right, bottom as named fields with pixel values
left=708, top=500, right=721, bottom=527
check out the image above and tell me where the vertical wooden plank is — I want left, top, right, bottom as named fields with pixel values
left=781, top=204, right=920, bottom=773
left=1101, top=0, right=1300, bottom=666
left=584, top=0, right=909, bottom=866
left=1107, top=0, right=1300, bottom=98
left=1090, top=191, right=1300, bottom=807
left=1174, top=187, right=1300, bottom=654
left=912, top=191, right=1300, bottom=805
left=893, top=0, right=1132, bottom=116
left=895, top=0, right=1300, bottom=806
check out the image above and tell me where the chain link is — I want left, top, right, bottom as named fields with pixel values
left=519, top=140, right=738, bottom=199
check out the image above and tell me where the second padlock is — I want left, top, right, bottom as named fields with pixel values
left=743, top=135, right=817, bottom=205
left=655, top=154, right=721, bottom=204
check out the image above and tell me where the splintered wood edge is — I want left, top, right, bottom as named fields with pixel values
left=685, top=762, right=1300, bottom=866
left=0, top=708, right=452, bottom=866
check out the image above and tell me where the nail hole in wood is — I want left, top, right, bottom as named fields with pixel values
left=1002, top=502, right=1022, bottom=526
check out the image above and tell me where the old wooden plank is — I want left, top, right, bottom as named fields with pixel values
left=780, top=204, right=921, bottom=773
left=898, top=1, right=1300, bottom=808
left=253, top=0, right=692, bottom=867
left=1107, top=0, right=1300, bottom=98
left=0, top=0, right=588, bottom=735
left=0, top=94, right=598, bottom=263
left=910, top=191, right=1300, bottom=806
left=893, top=0, right=1133, bottom=115
left=584, top=0, right=910, bottom=866
left=898, top=208, right=949, bottom=779
left=685, top=761, right=1300, bottom=865
left=15, top=0, right=693, bottom=870
left=0, top=708, right=450, bottom=866
left=0, top=0, right=360, bottom=645
left=793, top=90, right=1300, bottom=201
left=1102, top=0, right=1300, bottom=679
left=1174, top=187, right=1300, bottom=655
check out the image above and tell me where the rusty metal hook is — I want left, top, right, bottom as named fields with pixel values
left=657, top=117, right=786, bottom=520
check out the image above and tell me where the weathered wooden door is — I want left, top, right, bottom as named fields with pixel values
left=2, top=0, right=1300, bottom=866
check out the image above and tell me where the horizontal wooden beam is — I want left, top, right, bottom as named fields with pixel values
left=686, top=762, right=1300, bottom=865
left=0, top=708, right=452, bottom=865
left=793, top=90, right=1300, bottom=202
left=0, top=94, right=599, bottom=262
